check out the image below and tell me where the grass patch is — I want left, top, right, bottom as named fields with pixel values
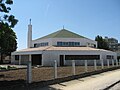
left=0, top=66, right=16, bottom=70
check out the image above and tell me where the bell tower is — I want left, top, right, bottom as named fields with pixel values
left=27, top=19, right=32, bottom=48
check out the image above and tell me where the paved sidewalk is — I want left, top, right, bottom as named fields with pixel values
left=39, top=69, right=120, bottom=90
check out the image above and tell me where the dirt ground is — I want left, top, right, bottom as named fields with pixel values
left=0, top=66, right=111, bottom=82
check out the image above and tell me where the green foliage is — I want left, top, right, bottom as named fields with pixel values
left=0, top=0, right=18, bottom=28
left=0, top=66, right=6, bottom=70
left=95, top=35, right=109, bottom=50
left=0, top=65, right=16, bottom=70
left=0, top=22, right=17, bottom=55
left=0, top=0, right=18, bottom=63
left=7, top=65, right=16, bottom=70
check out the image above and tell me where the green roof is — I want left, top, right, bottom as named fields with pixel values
left=34, top=29, right=86, bottom=40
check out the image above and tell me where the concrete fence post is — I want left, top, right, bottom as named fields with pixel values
left=94, top=60, right=97, bottom=70
left=54, top=60, right=57, bottom=79
left=112, top=59, right=114, bottom=67
left=107, top=59, right=110, bottom=68
left=27, top=54, right=32, bottom=84
left=72, top=60, right=75, bottom=75
left=85, top=60, right=88, bottom=72
left=101, top=59, right=104, bottom=69
left=116, top=59, right=118, bottom=66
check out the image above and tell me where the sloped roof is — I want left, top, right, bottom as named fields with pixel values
left=34, top=29, right=86, bottom=40
left=12, top=46, right=114, bottom=55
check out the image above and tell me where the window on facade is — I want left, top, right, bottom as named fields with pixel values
left=34, top=44, right=37, bottom=47
left=65, top=55, right=100, bottom=60
left=57, top=42, right=80, bottom=47
left=106, top=55, right=114, bottom=59
left=94, top=44, right=96, bottom=48
left=75, top=42, right=80, bottom=46
left=57, top=42, right=62, bottom=46
left=34, top=42, right=48, bottom=47
left=15, top=55, right=19, bottom=60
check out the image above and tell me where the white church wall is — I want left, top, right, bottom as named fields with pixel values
left=42, top=50, right=116, bottom=66
left=42, top=51, right=60, bottom=66
left=42, top=50, right=101, bottom=66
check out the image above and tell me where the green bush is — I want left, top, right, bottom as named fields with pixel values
left=0, top=66, right=17, bottom=70
left=7, top=66, right=16, bottom=70
left=0, top=66, right=7, bottom=70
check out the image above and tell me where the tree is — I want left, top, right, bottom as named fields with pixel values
left=95, top=35, right=109, bottom=50
left=0, top=0, right=18, bottom=27
left=0, top=0, right=18, bottom=63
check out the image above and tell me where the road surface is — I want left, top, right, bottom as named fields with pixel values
left=38, top=69, right=120, bottom=90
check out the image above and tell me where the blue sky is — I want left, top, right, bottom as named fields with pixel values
left=11, top=0, right=120, bottom=50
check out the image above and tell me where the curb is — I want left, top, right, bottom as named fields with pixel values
left=103, top=80, right=120, bottom=90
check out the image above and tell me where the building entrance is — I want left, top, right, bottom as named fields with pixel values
left=32, top=54, right=42, bottom=65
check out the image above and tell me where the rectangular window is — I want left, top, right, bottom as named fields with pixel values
left=106, top=55, right=114, bottom=59
left=75, top=42, right=80, bottom=46
left=65, top=55, right=100, bottom=60
left=57, top=42, right=62, bottom=46
left=57, top=42, right=80, bottom=47
left=63, top=42, right=66, bottom=46
left=34, top=44, right=37, bottom=47
left=107, top=55, right=111, bottom=59
left=15, top=55, right=19, bottom=60
left=34, top=42, right=49, bottom=47
left=69, top=42, right=72, bottom=46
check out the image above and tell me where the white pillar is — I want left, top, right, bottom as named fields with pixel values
left=64, top=55, right=66, bottom=65
left=94, top=60, right=97, bottom=70
left=54, top=60, right=57, bottom=79
left=72, top=60, right=75, bottom=75
left=27, top=54, right=32, bottom=83
left=116, top=59, right=118, bottom=66
left=85, top=60, right=88, bottom=72
left=27, top=19, right=32, bottom=48
left=101, top=59, right=104, bottom=69
left=107, top=59, right=110, bottom=68
left=112, top=59, right=114, bottom=67
left=19, top=55, right=21, bottom=65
